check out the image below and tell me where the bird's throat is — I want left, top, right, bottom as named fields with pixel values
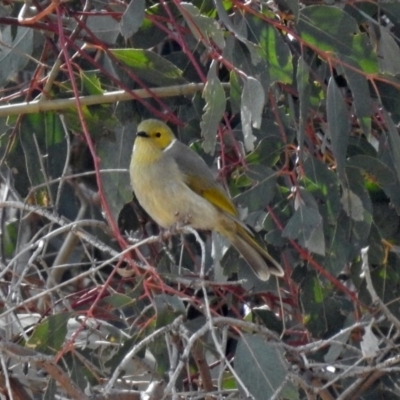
left=132, top=139, right=163, bottom=165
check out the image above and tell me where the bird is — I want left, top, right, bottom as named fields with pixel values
left=129, top=119, right=284, bottom=281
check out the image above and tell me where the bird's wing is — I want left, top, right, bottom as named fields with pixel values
left=166, top=141, right=238, bottom=217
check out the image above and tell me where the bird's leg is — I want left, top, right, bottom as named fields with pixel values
left=159, top=213, right=194, bottom=239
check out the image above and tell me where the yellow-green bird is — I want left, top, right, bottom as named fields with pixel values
left=130, top=119, right=284, bottom=281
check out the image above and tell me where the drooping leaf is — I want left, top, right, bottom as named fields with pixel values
left=201, top=60, right=226, bottom=154
left=376, top=81, right=400, bottom=124
left=282, top=204, right=325, bottom=255
left=241, top=77, right=265, bottom=151
left=86, top=15, right=120, bottom=44
left=383, top=110, right=400, bottom=185
left=235, top=167, right=277, bottom=213
left=340, top=58, right=371, bottom=137
left=378, top=145, right=400, bottom=215
left=19, top=113, right=66, bottom=190
left=235, top=334, right=297, bottom=400
left=120, top=0, right=145, bottom=38
left=180, top=2, right=225, bottom=49
left=341, top=188, right=364, bottom=222
left=229, top=70, right=242, bottom=114
left=327, top=77, right=350, bottom=183
left=377, top=27, right=400, bottom=76
left=97, top=123, right=135, bottom=222
left=247, top=15, right=293, bottom=84
left=297, top=57, right=310, bottom=161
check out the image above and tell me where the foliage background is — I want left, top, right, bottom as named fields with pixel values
left=0, top=0, right=400, bottom=399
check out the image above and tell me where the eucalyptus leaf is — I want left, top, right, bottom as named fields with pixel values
left=282, top=205, right=325, bottom=255
left=26, top=313, right=72, bottom=355
left=241, top=77, right=265, bottom=151
left=111, top=48, right=186, bottom=86
left=235, top=334, right=296, bottom=400
left=377, top=27, right=400, bottom=76
left=201, top=60, right=226, bottom=154
left=180, top=2, right=225, bottom=49
left=120, top=0, right=145, bottom=38
left=297, top=57, right=310, bottom=161
left=327, top=77, right=350, bottom=183
left=97, top=123, right=135, bottom=222
left=298, top=5, right=359, bottom=55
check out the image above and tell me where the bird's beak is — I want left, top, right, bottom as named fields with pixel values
left=136, top=131, right=149, bottom=138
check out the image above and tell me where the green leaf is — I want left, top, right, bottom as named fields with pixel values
left=111, top=48, right=186, bottom=86
left=154, top=294, right=185, bottom=328
left=131, top=4, right=178, bottom=48
left=235, top=334, right=296, bottom=400
left=201, top=60, right=226, bottom=154
left=297, top=57, right=310, bottom=161
left=235, top=166, right=277, bottom=212
left=340, top=57, right=371, bottom=136
left=347, top=33, right=378, bottom=74
left=383, top=110, right=400, bottom=185
left=19, top=112, right=67, bottom=188
left=359, top=264, right=400, bottom=320
left=246, top=135, right=284, bottom=167
left=26, top=313, right=72, bottom=354
left=80, top=70, right=104, bottom=96
left=340, top=188, right=364, bottom=222
left=298, top=5, right=359, bottom=56
left=300, top=274, right=350, bottom=338
left=251, top=17, right=293, bottom=84
left=120, top=0, right=145, bottom=38
left=229, top=70, right=242, bottom=114
left=103, top=293, right=136, bottom=309
left=282, top=205, right=325, bottom=255
left=347, top=154, right=396, bottom=187
left=86, top=15, right=120, bottom=44
left=241, top=77, right=265, bottom=151
left=63, top=104, right=118, bottom=136
left=378, top=146, right=400, bottom=215
left=337, top=166, right=373, bottom=260
left=180, top=3, right=225, bottom=49
left=377, top=27, right=400, bottom=76
left=302, top=157, right=342, bottom=226
left=97, top=123, right=135, bottom=222
left=327, top=77, right=350, bottom=183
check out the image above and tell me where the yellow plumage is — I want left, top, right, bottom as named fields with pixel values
left=130, top=119, right=284, bottom=280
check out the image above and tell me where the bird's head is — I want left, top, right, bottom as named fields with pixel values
left=136, top=119, right=176, bottom=151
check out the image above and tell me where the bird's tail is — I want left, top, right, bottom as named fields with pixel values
left=228, top=225, right=284, bottom=281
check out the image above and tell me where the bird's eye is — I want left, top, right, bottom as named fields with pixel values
left=155, top=132, right=161, bottom=138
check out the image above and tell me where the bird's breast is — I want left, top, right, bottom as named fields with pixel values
left=130, top=155, right=222, bottom=230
